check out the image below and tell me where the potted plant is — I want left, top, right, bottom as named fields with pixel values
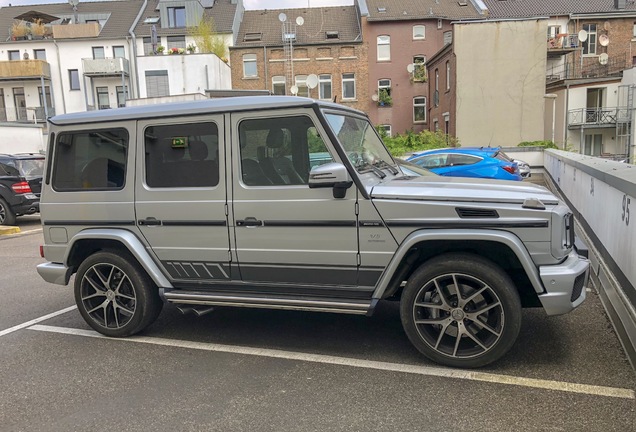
left=31, top=19, right=47, bottom=39
left=378, top=88, right=392, bottom=107
left=11, top=21, right=29, bottom=40
left=156, top=45, right=165, bottom=54
left=186, top=44, right=196, bottom=54
left=411, top=63, right=428, bottom=83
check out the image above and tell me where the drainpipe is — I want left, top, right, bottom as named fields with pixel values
left=128, top=0, right=147, bottom=99
left=53, top=40, right=67, bottom=114
left=565, top=81, right=570, bottom=149
left=263, top=46, right=268, bottom=91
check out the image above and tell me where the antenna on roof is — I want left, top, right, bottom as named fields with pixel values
left=68, top=0, right=80, bottom=24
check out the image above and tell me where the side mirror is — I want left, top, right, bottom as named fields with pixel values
left=308, top=162, right=353, bottom=199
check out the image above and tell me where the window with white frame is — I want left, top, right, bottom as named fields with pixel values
left=413, top=55, right=426, bottom=82
left=446, top=61, right=450, bottom=91
left=378, top=79, right=391, bottom=97
left=342, top=73, right=355, bottom=99
left=583, top=24, right=597, bottom=55
left=434, top=69, right=439, bottom=106
left=378, top=124, right=391, bottom=137
left=413, top=97, right=426, bottom=123
left=243, top=54, right=257, bottom=78
left=272, top=76, right=285, bottom=95
left=377, top=35, right=390, bottom=61
left=547, top=25, right=561, bottom=39
left=413, top=25, right=425, bottom=40
left=295, top=75, right=309, bottom=97
left=319, top=74, right=332, bottom=100
left=437, top=19, right=443, bottom=29
left=633, top=22, right=636, bottom=38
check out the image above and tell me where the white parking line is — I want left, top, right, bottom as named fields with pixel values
left=0, top=306, right=76, bottom=337
left=28, top=324, right=635, bottom=400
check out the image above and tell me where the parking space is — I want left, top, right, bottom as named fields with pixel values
left=1, top=232, right=635, bottom=431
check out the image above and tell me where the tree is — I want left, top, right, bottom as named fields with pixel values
left=188, top=16, right=228, bottom=62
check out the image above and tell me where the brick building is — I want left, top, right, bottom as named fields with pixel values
left=229, top=5, right=368, bottom=113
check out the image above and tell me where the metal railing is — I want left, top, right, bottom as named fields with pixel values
left=547, top=34, right=579, bottom=51
left=0, top=106, right=55, bottom=123
left=546, top=54, right=629, bottom=82
left=568, top=107, right=632, bottom=127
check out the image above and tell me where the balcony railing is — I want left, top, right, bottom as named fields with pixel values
left=82, top=58, right=130, bottom=77
left=546, top=54, right=629, bottom=82
left=0, top=60, right=51, bottom=80
left=547, top=34, right=579, bottom=53
left=568, top=107, right=631, bottom=127
left=0, top=106, right=55, bottom=123
left=52, top=22, right=100, bottom=39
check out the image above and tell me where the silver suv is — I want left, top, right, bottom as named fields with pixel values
left=37, top=97, right=589, bottom=368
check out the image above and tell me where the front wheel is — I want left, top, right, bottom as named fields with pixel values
left=400, top=253, right=521, bottom=368
left=74, top=251, right=163, bottom=337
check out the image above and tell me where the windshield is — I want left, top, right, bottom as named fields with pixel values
left=16, top=158, right=45, bottom=177
left=324, top=113, right=397, bottom=176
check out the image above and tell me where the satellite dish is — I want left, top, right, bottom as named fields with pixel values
left=599, top=34, right=609, bottom=46
left=296, top=16, right=304, bottom=26
left=599, top=53, right=609, bottom=65
left=68, top=0, right=79, bottom=6
left=406, top=64, right=414, bottom=73
left=290, top=85, right=298, bottom=95
left=604, top=21, right=611, bottom=31
left=306, top=74, right=319, bottom=89
left=578, top=30, right=588, bottom=42
left=278, top=12, right=287, bottom=23
left=371, top=94, right=378, bottom=102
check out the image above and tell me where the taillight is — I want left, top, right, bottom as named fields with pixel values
left=11, top=181, right=32, bottom=194
left=39, top=245, right=44, bottom=258
left=502, top=165, right=516, bottom=174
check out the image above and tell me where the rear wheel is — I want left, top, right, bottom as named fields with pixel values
left=400, top=253, right=522, bottom=368
left=0, top=198, right=16, bottom=226
left=74, top=251, right=163, bottom=337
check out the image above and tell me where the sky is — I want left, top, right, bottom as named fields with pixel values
left=0, top=0, right=353, bottom=9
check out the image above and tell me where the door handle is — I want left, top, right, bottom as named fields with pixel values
left=236, top=217, right=262, bottom=227
left=138, top=217, right=162, bottom=226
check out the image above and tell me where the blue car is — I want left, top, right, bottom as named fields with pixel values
left=406, top=147, right=523, bottom=181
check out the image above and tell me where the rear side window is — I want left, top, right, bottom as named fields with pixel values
left=449, top=154, right=481, bottom=166
left=144, top=122, right=219, bottom=188
left=494, top=151, right=512, bottom=162
left=52, top=129, right=128, bottom=191
left=0, top=159, right=18, bottom=176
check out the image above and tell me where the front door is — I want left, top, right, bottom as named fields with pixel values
left=230, top=110, right=360, bottom=290
left=135, top=115, right=231, bottom=285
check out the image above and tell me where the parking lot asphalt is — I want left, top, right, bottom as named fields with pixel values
left=1, top=228, right=635, bottom=431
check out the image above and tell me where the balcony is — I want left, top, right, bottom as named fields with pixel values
left=567, top=107, right=631, bottom=128
left=547, top=34, right=579, bottom=57
left=546, top=55, right=629, bottom=83
left=81, top=58, right=130, bottom=77
left=0, top=60, right=51, bottom=81
left=52, top=22, right=100, bottom=39
left=0, top=106, right=55, bottom=123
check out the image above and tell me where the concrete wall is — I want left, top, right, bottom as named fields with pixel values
left=454, top=19, right=547, bottom=147
left=544, top=149, right=636, bottom=367
left=0, top=124, right=45, bottom=154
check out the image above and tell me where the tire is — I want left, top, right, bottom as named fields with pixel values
left=400, top=253, right=522, bottom=368
left=74, top=250, right=163, bottom=337
left=0, top=198, right=16, bottom=226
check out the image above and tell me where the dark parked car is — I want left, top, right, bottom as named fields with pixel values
left=0, top=153, right=44, bottom=225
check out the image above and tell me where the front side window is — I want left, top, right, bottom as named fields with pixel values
left=69, top=70, right=80, bottom=90
left=168, top=7, right=186, bottom=28
left=319, top=74, right=332, bottom=100
left=239, top=116, right=331, bottom=186
left=342, top=73, right=356, bottom=99
left=243, top=54, right=257, bottom=77
left=377, top=35, right=390, bottom=61
left=325, top=113, right=396, bottom=176
left=413, top=97, right=426, bottom=123
left=272, top=76, right=286, bottom=95
left=413, top=25, right=425, bottom=40
left=52, top=128, right=128, bottom=191
left=145, top=122, right=219, bottom=188
left=583, top=24, right=597, bottom=55
left=413, top=153, right=448, bottom=169
left=92, top=46, right=105, bottom=59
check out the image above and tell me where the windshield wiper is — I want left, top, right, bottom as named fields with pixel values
left=373, top=159, right=399, bottom=175
left=357, top=161, right=386, bottom=178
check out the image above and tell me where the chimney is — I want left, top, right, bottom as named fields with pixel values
left=615, top=0, right=627, bottom=9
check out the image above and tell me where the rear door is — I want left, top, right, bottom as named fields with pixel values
left=134, top=115, right=231, bottom=285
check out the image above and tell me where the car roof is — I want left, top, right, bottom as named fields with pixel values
left=413, top=147, right=500, bottom=157
left=48, top=96, right=365, bottom=126
left=0, top=153, right=45, bottom=159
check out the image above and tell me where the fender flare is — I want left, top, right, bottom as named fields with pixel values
left=372, top=229, right=545, bottom=299
left=65, top=228, right=173, bottom=289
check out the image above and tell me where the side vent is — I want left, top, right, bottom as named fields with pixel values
left=456, top=207, right=499, bottom=219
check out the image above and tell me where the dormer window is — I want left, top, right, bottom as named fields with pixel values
left=326, top=31, right=339, bottom=39
left=167, top=6, right=185, bottom=28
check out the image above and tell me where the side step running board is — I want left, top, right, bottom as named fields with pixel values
left=162, top=290, right=376, bottom=316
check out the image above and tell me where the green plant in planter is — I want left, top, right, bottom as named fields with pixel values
left=186, top=43, right=196, bottom=53
left=411, top=63, right=427, bottom=83
left=156, top=45, right=165, bottom=54
left=378, top=88, right=392, bottom=107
